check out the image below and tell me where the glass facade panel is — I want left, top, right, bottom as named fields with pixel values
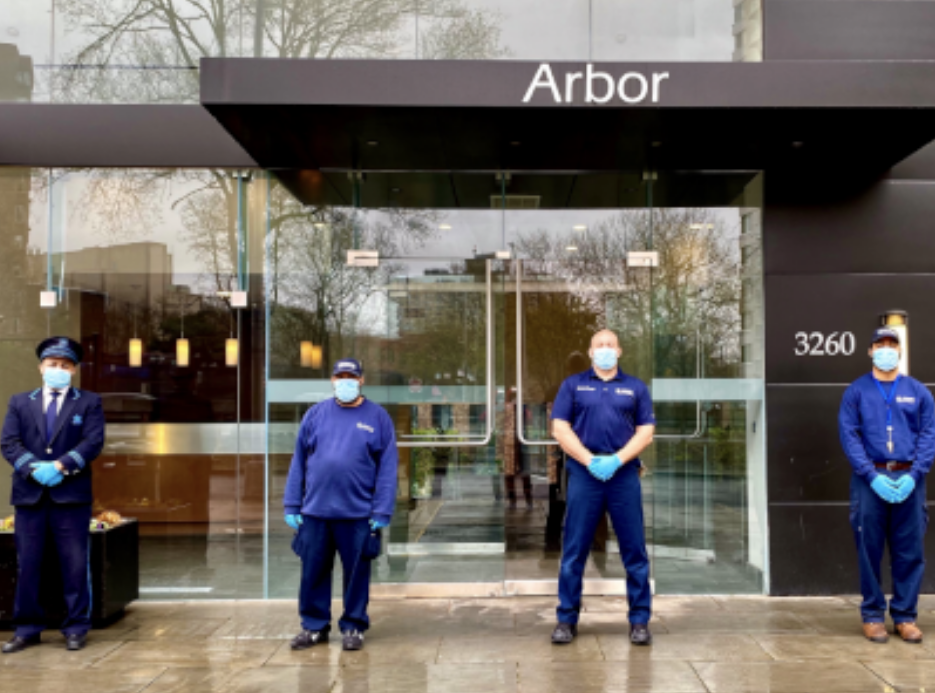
left=0, top=166, right=268, bottom=599
left=0, top=1, right=761, bottom=104
left=0, top=166, right=764, bottom=596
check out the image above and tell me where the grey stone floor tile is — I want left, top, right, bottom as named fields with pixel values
left=0, top=639, right=126, bottom=670
left=713, top=596, right=854, bottom=613
left=518, top=661, right=707, bottom=692
left=0, top=665, right=165, bottom=693
left=598, top=634, right=772, bottom=661
left=219, top=667, right=339, bottom=693
left=863, top=660, right=935, bottom=689
left=752, top=634, right=935, bottom=660
left=692, top=661, right=887, bottom=693
left=91, top=639, right=280, bottom=669
left=335, top=663, right=518, bottom=693
left=586, top=596, right=723, bottom=614
left=437, top=634, right=603, bottom=663
left=660, top=611, right=812, bottom=633
left=138, top=667, right=240, bottom=693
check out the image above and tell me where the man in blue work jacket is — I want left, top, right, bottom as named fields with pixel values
left=284, top=358, right=398, bottom=652
left=1, top=337, right=105, bottom=653
left=550, top=329, right=656, bottom=646
left=839, top=326, right=935, bottom=644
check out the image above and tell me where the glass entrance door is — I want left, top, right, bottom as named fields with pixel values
left=505, top=173, right=767, bottom=594
left=264, top=171, right=767, bottom=595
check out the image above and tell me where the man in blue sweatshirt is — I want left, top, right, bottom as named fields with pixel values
left=283, top=358, right=398, bottom=652
left=839, top=326, right=935, bottom=644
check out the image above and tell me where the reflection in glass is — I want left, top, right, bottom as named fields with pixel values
left=1, top=1, right=761, bottom=105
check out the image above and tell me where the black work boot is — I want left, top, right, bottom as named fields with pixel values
left=290, top=629, right=329, bottom=650
left=342, top=629, right=365, bottom=651
left=551, top=622, right=577, bottom=644
left=630, top=623, right=652, bottom=646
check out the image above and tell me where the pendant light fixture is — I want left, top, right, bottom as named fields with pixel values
left=226, top=310, right=238, bottom=367
left=300, top=341, right=323, bottom=369
left=176, top=297, right=190, bottom=367
left=129, top=306, right=142, bottom=367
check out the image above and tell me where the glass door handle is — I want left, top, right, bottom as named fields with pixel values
left=396, top=259, right=494, bottom=448
left=515, top=259, right=559, bottom=447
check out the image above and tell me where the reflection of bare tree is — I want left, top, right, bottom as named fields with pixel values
left=269, top=195, right=438, bottom=376
left=515, top=208, right=742, bottom=399
left=55, top=0, right=509, bottom=103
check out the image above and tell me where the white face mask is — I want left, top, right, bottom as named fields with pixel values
left=592, top=347, right=618, bottom=370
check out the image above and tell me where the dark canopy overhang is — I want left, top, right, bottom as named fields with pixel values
left=200, top=58, right=935, bottom=206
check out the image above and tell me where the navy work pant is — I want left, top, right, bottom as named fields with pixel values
left=557, top=461, right=651, bottom=625
left=850, top=471, right=928, bottom=624
left=296, top=516, right=372, bottom=633
left=14, top=496, right=92, bottom=638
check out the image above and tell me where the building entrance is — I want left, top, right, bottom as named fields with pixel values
left=266, top=170, right=766, bottom=596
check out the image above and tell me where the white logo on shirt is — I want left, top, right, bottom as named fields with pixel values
left=616, top=388, right=634, bottom=396
left=357, top=422, right=374, bottom=433
left=897, top=396, right=916, bottom=404
left=577, top=386, right=596, bottom=392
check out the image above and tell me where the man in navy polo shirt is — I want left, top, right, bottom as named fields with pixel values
left=839, top=327, right=935, bottom=644
left=549, top=329, right=656, bottom=646
left=284, top=358, right=398, bottom=652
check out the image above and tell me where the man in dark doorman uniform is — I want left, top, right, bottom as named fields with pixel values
left=549, top=329, right=656, bottom=646
left=839, top=326, right=935, bottom=644
left=1, top=337, right=105, bottom=653
left=284, top=358, right=398, bottom=652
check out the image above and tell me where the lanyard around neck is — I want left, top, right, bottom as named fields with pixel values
left=873, top=374, right=902, bottom=453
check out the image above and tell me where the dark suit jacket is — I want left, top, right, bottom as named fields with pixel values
left=1, top=387, right=105, bottom=506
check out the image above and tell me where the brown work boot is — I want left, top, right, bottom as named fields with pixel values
left=895, top=622, right=924, bottom=643
left=862, top=622, right=889, bottom=643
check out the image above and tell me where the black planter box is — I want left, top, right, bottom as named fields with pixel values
left=0, top=519, right=139, bottom=628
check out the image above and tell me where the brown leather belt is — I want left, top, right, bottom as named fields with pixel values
left=874, top=462, right=912, bottom=471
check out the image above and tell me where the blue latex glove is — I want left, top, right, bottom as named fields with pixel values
left=370, top=516, right=390, bottom=531
left=589, top=456, right=622, bottom=482
left=47, top=471, right=64, bottom=487
left=30, top=462, right=60, bottom=486
left=895, top=474, right=917, bottom=503
left=870, top=475, right=900, bottom=503
left=285, top=514, right=303, bottom=530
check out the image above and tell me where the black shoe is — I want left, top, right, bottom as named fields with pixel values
left=290, top=630, right=329, bottom=650
left=65, top=633, right=87, bottom=651
left=630, top=623, right=652, bottom=646
left=551, top=622, right=577, bottom=644
left=342, top=630, right=364, bottom=651
left=2, top=635, right=40, bottom=654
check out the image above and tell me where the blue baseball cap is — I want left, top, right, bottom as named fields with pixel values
left=332, top=358, right=363, bottom=377
left=36, top=336, right=83, bottom=365
left=871, top=327, right=901, bottom=346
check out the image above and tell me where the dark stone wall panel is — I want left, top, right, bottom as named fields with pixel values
left=769, top=503, right=935, bottom=595
left=0, top=104, right=255, bottom=168
left=764, top=181, right=935, bottom=276
left=765, top=274, right=935, bottom=384
left=766, top=385, right=852, bottom=504
left=765, top=1, right=935, bottom=61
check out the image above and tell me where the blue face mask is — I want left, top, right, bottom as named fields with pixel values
left=872, top=347, right=900, bottom=372
left=592, top=347, right=618, bottom=371
left=334, top=378, right=361, bottom=403
left=43, top=366, right=72, bottom=390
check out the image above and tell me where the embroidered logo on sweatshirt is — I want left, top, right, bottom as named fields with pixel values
left=357, top=422, right=375, bottom=433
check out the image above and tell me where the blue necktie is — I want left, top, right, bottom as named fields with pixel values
left=46, top=391, right=61, bottom=445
